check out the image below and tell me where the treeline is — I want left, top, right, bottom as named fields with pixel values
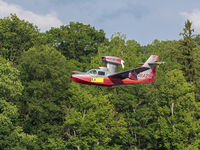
left=0, top=14, right=200, bottom=150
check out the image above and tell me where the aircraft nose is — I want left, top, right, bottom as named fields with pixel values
left=71, top=74, right=76, bottom=80
left=71, top=74, right=79, bottom=82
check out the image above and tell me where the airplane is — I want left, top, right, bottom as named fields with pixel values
left=71, top=55, right=164, bottom=87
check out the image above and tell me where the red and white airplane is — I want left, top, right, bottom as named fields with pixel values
left=71, top=55, right=164, bottom=87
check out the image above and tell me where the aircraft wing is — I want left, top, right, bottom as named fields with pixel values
left=108, top=67, right=150, bottom=79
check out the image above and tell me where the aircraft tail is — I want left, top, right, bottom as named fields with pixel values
left=136, top=55, right=164, bottom=82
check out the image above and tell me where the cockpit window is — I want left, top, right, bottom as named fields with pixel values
left=87, top=69, right=97, bottom=75
left=98, top=71, right=105, bottom=76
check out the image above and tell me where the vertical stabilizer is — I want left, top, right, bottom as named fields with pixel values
left=142, top=55, right=158, bottom=68
left=137, top=55, right=159, bottom=82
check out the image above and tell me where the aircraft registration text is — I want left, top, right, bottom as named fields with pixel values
left=91, top=77, right=104, bottom=83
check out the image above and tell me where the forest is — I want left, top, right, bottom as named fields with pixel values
left=0, top=14, right=200, bottom=150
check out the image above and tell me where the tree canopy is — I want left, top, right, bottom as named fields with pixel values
left=0, top=14, right=199, bottom=149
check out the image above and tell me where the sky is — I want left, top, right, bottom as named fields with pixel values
left=0, top=0, right=200, bottom=45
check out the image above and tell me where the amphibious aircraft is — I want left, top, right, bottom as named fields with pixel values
left=71, top=55, right=164, bottom=87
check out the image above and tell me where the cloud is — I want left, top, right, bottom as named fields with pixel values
left=181, top=9, right=200, bottom=32
left=0, top=0, right=63, bottom=31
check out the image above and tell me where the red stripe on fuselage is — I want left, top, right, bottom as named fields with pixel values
left=72, top=75, right=155, bottom=86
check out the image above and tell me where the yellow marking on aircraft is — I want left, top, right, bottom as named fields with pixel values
left=91, top=77, right=104, bottom=83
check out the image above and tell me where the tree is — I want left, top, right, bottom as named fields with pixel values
left=113, top=87, right=155, bottom=150
left=45, top=22, right=108, bottom=69
left=63, top=83, right=127, bottom=150
left=18, top=45, right=72, bottom=148
left=0, top=56, right=38, bottom=149
left=177, top=20, right=200, bottom=82
left=0, top=56, right=23, bottom=101
left=153, top=70, right=200, bottom=149
left=0, top=14, right=41, bottom=62
left=0, top=99, right=38, bottom=149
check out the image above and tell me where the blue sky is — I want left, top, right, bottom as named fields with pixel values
left=1, top=0, right=200, bottom=45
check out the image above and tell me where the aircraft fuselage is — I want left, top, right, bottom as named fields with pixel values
left=71, top=73, right=154, bottom=87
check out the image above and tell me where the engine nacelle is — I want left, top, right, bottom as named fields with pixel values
left=102, top=56, right=124, bottom=73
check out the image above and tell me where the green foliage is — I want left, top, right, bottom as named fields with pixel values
left=0, top=14, right=199, bottom=149
left=46, top=137, right=66, bottom=150
left=0, top=14, right=41, bottom=62
left=64, top=83, right=127, bottom=149
left=176, top=20, right=200, bottom=119
left=0, top=56, right=23, bottom=101
left=0, top=57, right=38, bottom=149
left=153, top=70, right=200, bottom=149
left=145, top=39, right=181, bottom=71
left=0, top=99, right=39, bottom=150
left=18, top=45, right=71, bottom=148
left=19, top=45, right=71, bottom=82
left=90, top=33, right=142, bottom=72
left=177, top=20, right=200, bottom=82
left=45, top=22, right=108, bottom=68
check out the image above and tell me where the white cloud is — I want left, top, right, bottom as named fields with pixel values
left=0, top=0, right=63, bottom=31
left=181, top=9, right=200, bottom=32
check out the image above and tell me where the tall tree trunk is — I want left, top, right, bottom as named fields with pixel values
left=170, top=102, right=174, bottom=116
left=77, top=145, right=80, bottom=150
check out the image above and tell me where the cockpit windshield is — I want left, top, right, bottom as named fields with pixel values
left=87, top=69, right=97, bottom=75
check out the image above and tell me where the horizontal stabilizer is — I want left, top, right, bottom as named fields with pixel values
left=148, top=62, right=165, bottom=65
left=139, top=62, right=165, bottom=65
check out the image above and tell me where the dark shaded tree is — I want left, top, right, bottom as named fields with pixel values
left=0, top=56, right=38, bottom=149
left=45, top=22, right=108, bottom=69
left=18, top=45, right=72, bottom=148
left=177, top=20, right=200, bottom=82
